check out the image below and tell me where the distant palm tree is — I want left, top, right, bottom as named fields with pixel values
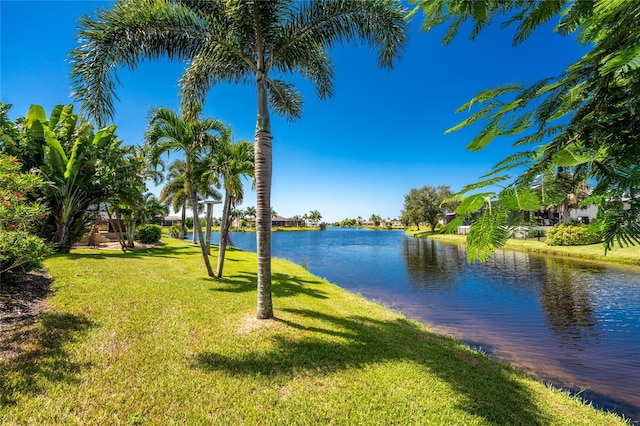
left=144, top=106, right=224, bottom=277
left=160, top=160, right=189, bottom=239
left=245, top=206, right=257, bottom=228
left=70, top=0, right=408, bottom=318
left=309, top=210, right=322, bottom=227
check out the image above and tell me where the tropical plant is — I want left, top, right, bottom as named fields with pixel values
left=412, top=0, right=640, bottom=259
left=2, top=104, right=140, bottom=252
left=109, top=191, right=168, bottom=249
left=206, top=125, right=254, bottom=278
left=70, top=0, right=408, bottom=319
left=144, top=106, right=224, bottom=277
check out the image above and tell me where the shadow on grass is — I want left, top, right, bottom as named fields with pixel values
left=1, top=270, right=53, bottom=329
left=212, top=272, right=328, bottom=299
left=65, top=243, right=197, bottom=260
left=0, top=312, right=95, bottom=407
left=193, top=308, right=552, bottom=425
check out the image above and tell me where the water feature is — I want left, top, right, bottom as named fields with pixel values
left=197, top=228, right=640, bottom=420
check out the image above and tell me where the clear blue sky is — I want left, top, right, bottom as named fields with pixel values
left=0, top=1, right=586, bottom=223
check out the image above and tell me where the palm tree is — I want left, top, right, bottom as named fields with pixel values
left=245, top=206, right=256, bottom=228
left=207, top=125, right=254, bottom=277
left=144, top=106, right=224, bottom=277
left=160, top=160, right=189, bottom=239
left=70, top=0, right=408, bottom=319
left=308, top=210, right=322, bottom=227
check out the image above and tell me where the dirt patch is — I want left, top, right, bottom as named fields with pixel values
left=1, top=270, right=53, bottom=359
left=237, top=313, right=285, bottom=334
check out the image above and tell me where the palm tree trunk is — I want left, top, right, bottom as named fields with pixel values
left=255, top=70, right=273, bottom=319
left=216, top=192, right=232, bottom=278
left=192, top=205, right=198, bottom=245
left=186, top=172, right=215, bottom=277
left=180, top=203, right=186, bottom=239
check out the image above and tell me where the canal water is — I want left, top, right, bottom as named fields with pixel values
left=198, top=228, right=640, bottom=420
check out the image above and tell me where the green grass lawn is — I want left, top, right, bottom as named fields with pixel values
left=0, top=238, right=628, bottom=425
left=410, top=230, right=640, bottom=266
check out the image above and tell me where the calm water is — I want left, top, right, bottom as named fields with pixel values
left=199, top=228, right=640, bottom=420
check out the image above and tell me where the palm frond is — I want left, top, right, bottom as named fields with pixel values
left=267, top=79, right=303, bottom=121
left=70, top=0, right=210, bottom=125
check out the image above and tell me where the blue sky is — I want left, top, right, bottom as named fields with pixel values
left=0, top=1, right=587, bottom=222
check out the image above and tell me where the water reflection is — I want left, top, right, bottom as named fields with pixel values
left=400, top=238, right=640, bottom=419
left=402, top=238, right=463, bottom=291
left=539, top=257, right=600, bottom=349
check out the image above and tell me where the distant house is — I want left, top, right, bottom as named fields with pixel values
left=249, top=215, right=303, bottom=228
left=163, top=216, right=182, bottom=227
left=445, top=202, right=599, bottom=235
left=388, top=218, right=403, bottom=227
left=272, top=215, right=303, bottom=227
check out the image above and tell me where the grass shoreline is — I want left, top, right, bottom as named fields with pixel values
left=0, top=237, right=629, bottom=424
left=407, top=229, right=640, bottom=267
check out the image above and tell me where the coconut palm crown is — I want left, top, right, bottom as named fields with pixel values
left=70, top=0, right=408, bottom=319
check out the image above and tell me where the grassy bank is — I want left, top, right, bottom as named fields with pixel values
left=408, top=229, right=640, bottom=266
left=0, top=238, right=627, bottom=424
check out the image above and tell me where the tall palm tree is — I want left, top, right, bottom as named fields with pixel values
left=144, top=106, right=224, bottom=277
left=70, top=0, right=408, bottom=319
left=207, top=126, right=254, bottom=277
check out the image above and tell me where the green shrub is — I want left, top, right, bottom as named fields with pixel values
left=0, top=230, right=51, bottom=283
left=168, top=224, right=182, bottom=238
left=184, top=217, right=194, bottom=229
left=135, top=224, right=162, bottom=244
left=545, top=223, right=602, bottom=246
left=0, top=155, right=50, bottom=282
left=528, top=227, right=546, bottom=238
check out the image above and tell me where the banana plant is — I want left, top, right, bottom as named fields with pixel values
left=24, top=104, right=124, bottom=252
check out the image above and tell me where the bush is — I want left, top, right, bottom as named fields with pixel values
left=545, top=223, right=602, bottom=246
left=168, top=224, right=182, bottom=239
left=528, top=227, right=546, bottom=238
left=0, top=155, right=50, bottom=282
left=184, top=217, right=194, bottom=229
left=135, top=224, right=162, bottom=244
left=0, top=230, right=51, bottom=283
